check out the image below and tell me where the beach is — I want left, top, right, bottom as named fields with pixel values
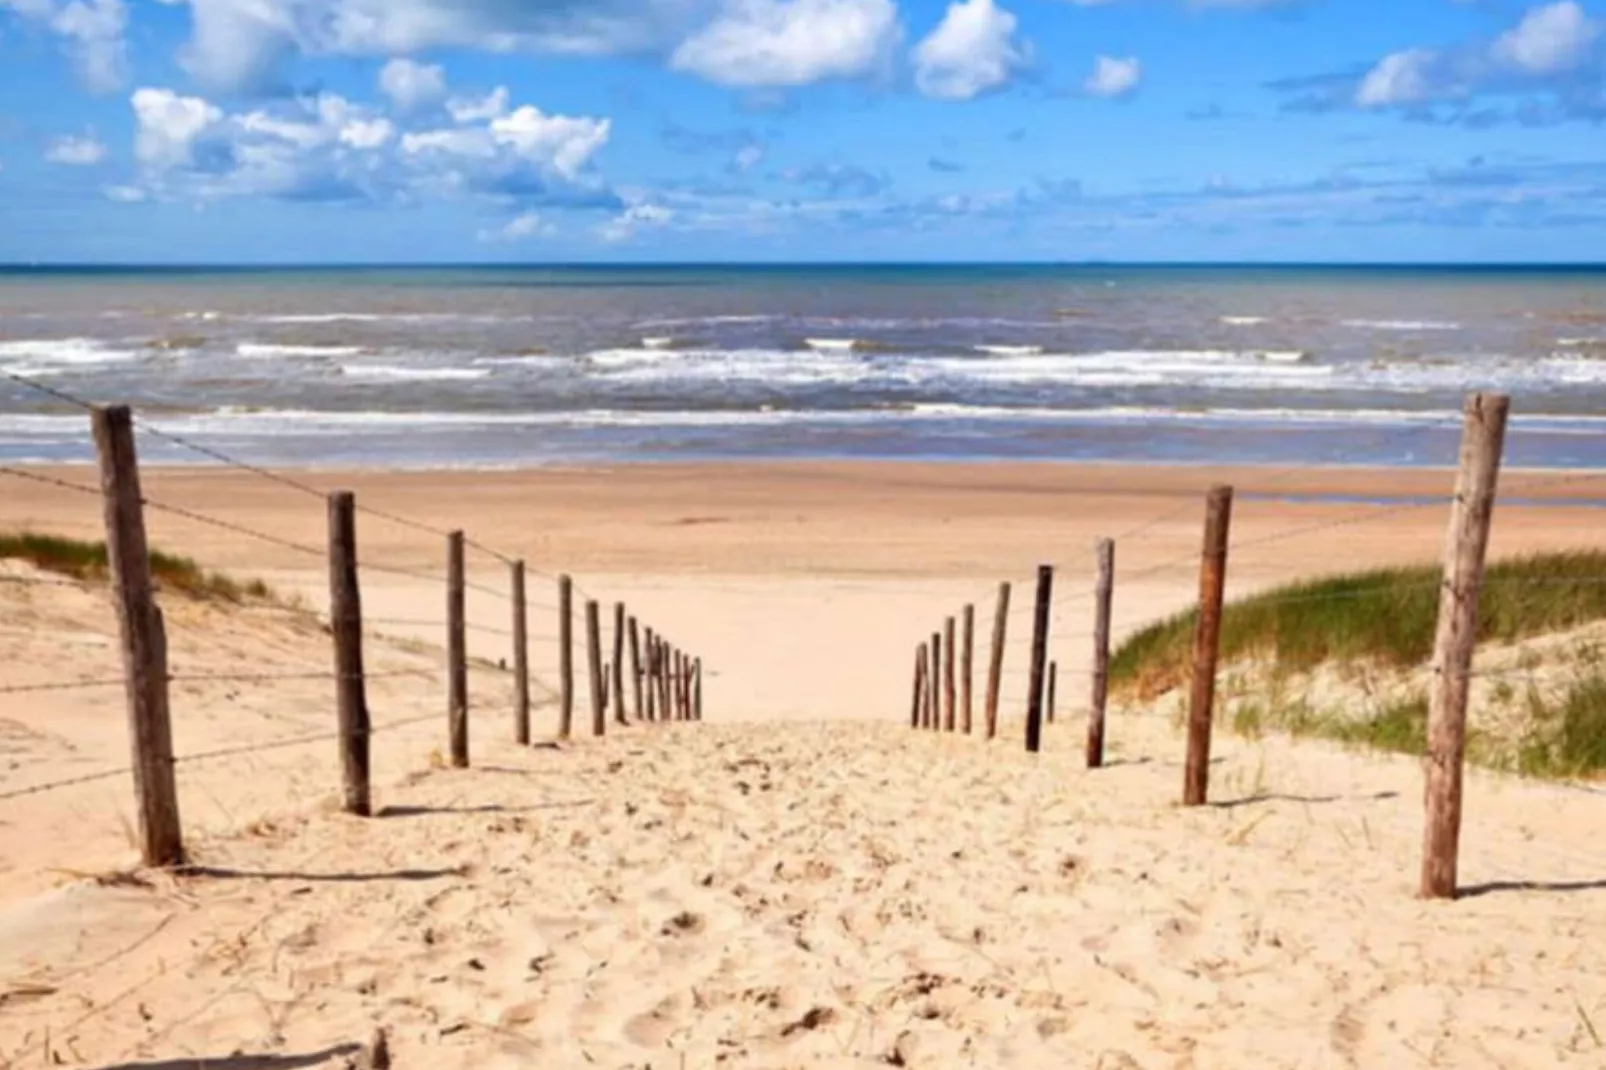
left=5, top=459, right=1606, bottom=1067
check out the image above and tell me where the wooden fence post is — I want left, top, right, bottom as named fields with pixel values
left=985, top=582, right=1011, bottom=741
left=328, top=491, right=370, bottom=817
left=644, top=627, right=657, bottom=722
left=1088, top=538, right=1114, bottom=769
left=1025, top=566, right=1053, bottom=753
left=1047, top=661, right=1058, bottom=725
left=586, top=600, right=605, bottom=737
left=93, top=405, right=184, bottom=868
left=1183, top=487, right=1234, bottom=806
left=558, top=575, right=574, bottom=739
left=961, top=604, right=975, bottom=734
left=612, top=603, right=627, bottom=725
left=679, top=650, right=690, bottom=721
left=629, top=617, right=644, bottom=722
left=511, top=560, right=530, bottom=746
left=943, top=616, right=957, bottom=732
left=447, top=531, right=468, bottom=768
left=929, top=631, right=942, bottom=733
left=911, top=645, right=926, bottom=728
left=658, top=639, right=673, bottom=721
left=1422, top=392, right=1510, bottom=900
left=693, top=657, right=703, bottom=721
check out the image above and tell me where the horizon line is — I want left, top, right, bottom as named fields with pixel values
left=3, top=260, right=1606, bottom=271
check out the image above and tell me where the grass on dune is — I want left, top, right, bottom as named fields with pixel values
left=0, top=531, right=273, bottom=603
left=1110, top=550, right=1606, bottom=699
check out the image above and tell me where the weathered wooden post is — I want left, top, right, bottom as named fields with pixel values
left=612, top=602, right=627, bottom=725
left=1046, top=661, right=1058, bottom=725
left=447, top=531, right=468, bottom=768
left=985, top=582, right=1010, bottom=740
left=1088, top=538, right=1114, bottom=769
left=328, top=491, right=370, bottom=816
left=1422, top=393, right=1510, bottom=900
left=1025, top=566, right=1053, bottom=754
left=693, top=657, right=703, bottom=721
left=511, top=560, right=530, bottom=745
left=911, top=645, right=926, bottom=728
left=93, top=405, right=184, bottom=867
left=629, top=617, right=644, bottom=722
left=558, top=575, right=574, bottom=739
left=643, top=626, right=657, bottom=722
left=961, top=604, right=975, bottom=734
left=658, top=638, right=673, bottom=721
left=586, top=600, right=606, bottom=737
left=929, top=631, right=942, bottom=733
left=943, top=616, right=957, bottom=732
left=1183, top=487, right=1233, bottom=806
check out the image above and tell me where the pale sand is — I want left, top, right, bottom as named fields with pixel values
left=3, top=462, right=1605, bottom=1067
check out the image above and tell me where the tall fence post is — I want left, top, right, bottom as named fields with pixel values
left=1183, top=487, right=1234, bottom=806
left=1422, top=392, right=1510, bottom=900
left=1025, top=566, right=1053, bottom=753
left=1088, top=538, right=1114, bottom=769
left=985, top=582, right=1011, bottom=741
left=943, top=616, right=957, bottom=732
left=612, top=603, right=627, bottom=725
left=679, top=650, right=691, bottom=721
left=446, top=532, right=468, bottom=768
left=93, top=405, right=184, bottom=867
left=929, top=631, right=942, bottom=734
left=558, top=575, right=574, bottom=739
left=511, top=561, right=530, bottom=746
left=586, top=600, right=605, bottom=737
left=1047, top=661, right=1058, bottom=725
left=629, top=617, right=644, bottom=722
left=658, top=638, right=673, bottom=721
left=328, top=491, right=370, bottom=817
left=961, top=604, right=975, bottom=734
left=911, top=645, right=926, bottom=728
left=693, top=657, right=703, bottom=721
left=644, top=627, right=657, bottom=722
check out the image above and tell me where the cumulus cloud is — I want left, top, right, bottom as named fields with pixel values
left=1085, top=55, right=1141, bottom=98
left=132, top=88, right=223, bottom=169
left=2, top=0, right=128, bottom=90
left=379, top=58, right=447, bottom=112
left=599, top=202, right=673, bottom=242
left=1491, top=0, right=1599, bottom=75
left=478, top=210, right=552, bottom=242
left=448, top=86, right=510, bottom=123
left=1355, top=48, right=1438, bottom=107
left=45, top=132, right=107, bottom=165
left=670, top=0, right=900, bottom=87
left=911, top=0, right=1028, bottom=101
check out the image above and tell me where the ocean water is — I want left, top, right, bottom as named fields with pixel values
left=1, top=264, right=1604, bottom=469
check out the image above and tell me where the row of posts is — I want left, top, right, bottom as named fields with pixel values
left=906, top=392, right=1510, bottom=902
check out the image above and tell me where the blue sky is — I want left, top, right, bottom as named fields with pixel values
left=1, top=0, right=1604, bottom=263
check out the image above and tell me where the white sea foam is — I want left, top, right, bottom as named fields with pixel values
left=1558, top=337, right=1606, bottom=347
left=590, top=347, right=875, bottom=385
left=1341, top=319, right=1460, bottom=331
left=635, top=314, right=775, bottom=328
left=1220, top=316, right=1269, bottom=326
left=974, top=345, right=1044, bottom=356
left=914, top=350, right=1334, bottom=388
left=642, top=337, right=677, bottom=350
left=804, top=338, right=859, bottom=352
left=237, top=343, right=365, bottom=359
left=339, top=364, right=490, bottom=382
left=0, top=338, right=141, bottom=369
left=179, top=311, right=225, bottom=322
left=1257, top=350, right=1310, bottom=364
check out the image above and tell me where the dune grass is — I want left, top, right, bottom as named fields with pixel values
left=0, top=531, right=272, bottom=603
left=1111, top=550, right=1606, bottom=699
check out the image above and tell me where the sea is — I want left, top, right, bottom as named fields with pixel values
left=1, top=264, right=1604, bottom=470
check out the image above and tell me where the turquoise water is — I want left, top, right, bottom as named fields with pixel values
left=1, top=264, right=1603, bottom=468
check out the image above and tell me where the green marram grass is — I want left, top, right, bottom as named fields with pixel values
left=0, top=531, right=272, bottom=603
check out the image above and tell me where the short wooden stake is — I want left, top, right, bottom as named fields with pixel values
left=447, top=531, right=468, bottom=768
left=943, top=616, right=957, bottom=732
left=985, top=582, right=1010, bottom=741
left=1088, top=538, right=1114, bottom=769
left=629, top=617, right=645, bottom=722
left=658, top=638, right=673, bottom=721
left=1422, top=392, right=1510, bottom=900
left=1025, top=566, right=1053, bottom=754
left=693, top=658, right=703, bottom=721
left=511, top=560, right=530, bottom=746
left=1183, top=487, right=1234, bottom=806
left=911, top=645, right=926, bottom=728
left=961, top=604, right=975, bottom=734
left=1046, top=661, right=1058, bottom=725
left=643, top=627, right=657, bottom=722
left=585, top=600, right=606, bottom=736
left=328, top=491, right=370, bottom=816
left=93, top=405, right=184, bottom=868
left=558, top=575, right=574, bottom=739
left=612, top=602, right=627, bottom=725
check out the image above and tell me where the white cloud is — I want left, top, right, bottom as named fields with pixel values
left=45, top=132, right=107, bottom=165
left=911, top=0, right=1028, bottom=101
left=599, top=202, right=673, bottom=242
left=1084, top=55, right=1141, bottom=98
left=104, top=183, right=147, bottom=202
left=478, top=211, right=552, bottom=242
left=131, top=87, right=223, bottom=168
left=1, top=0, right=128, bottom=90
left=1491, top=0, right=1599, bottom=75
left=448, top=86, right=510, bottom=123
left=179, top=0, right=300, bottom=92
left=1355, top=48, right=1438, bottom=107
left=489, top=106, right=611, bottom=178
left=378, top=58, right=447, bottom=112
left=670, top=0, right=900, bottom=87
left=733, top=144, right=763, bottom=172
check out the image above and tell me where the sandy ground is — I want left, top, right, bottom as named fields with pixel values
left=3, top=461, right=1606, bottom=1068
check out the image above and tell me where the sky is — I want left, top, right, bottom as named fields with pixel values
left=0, top=0, right=1604, bottom=263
